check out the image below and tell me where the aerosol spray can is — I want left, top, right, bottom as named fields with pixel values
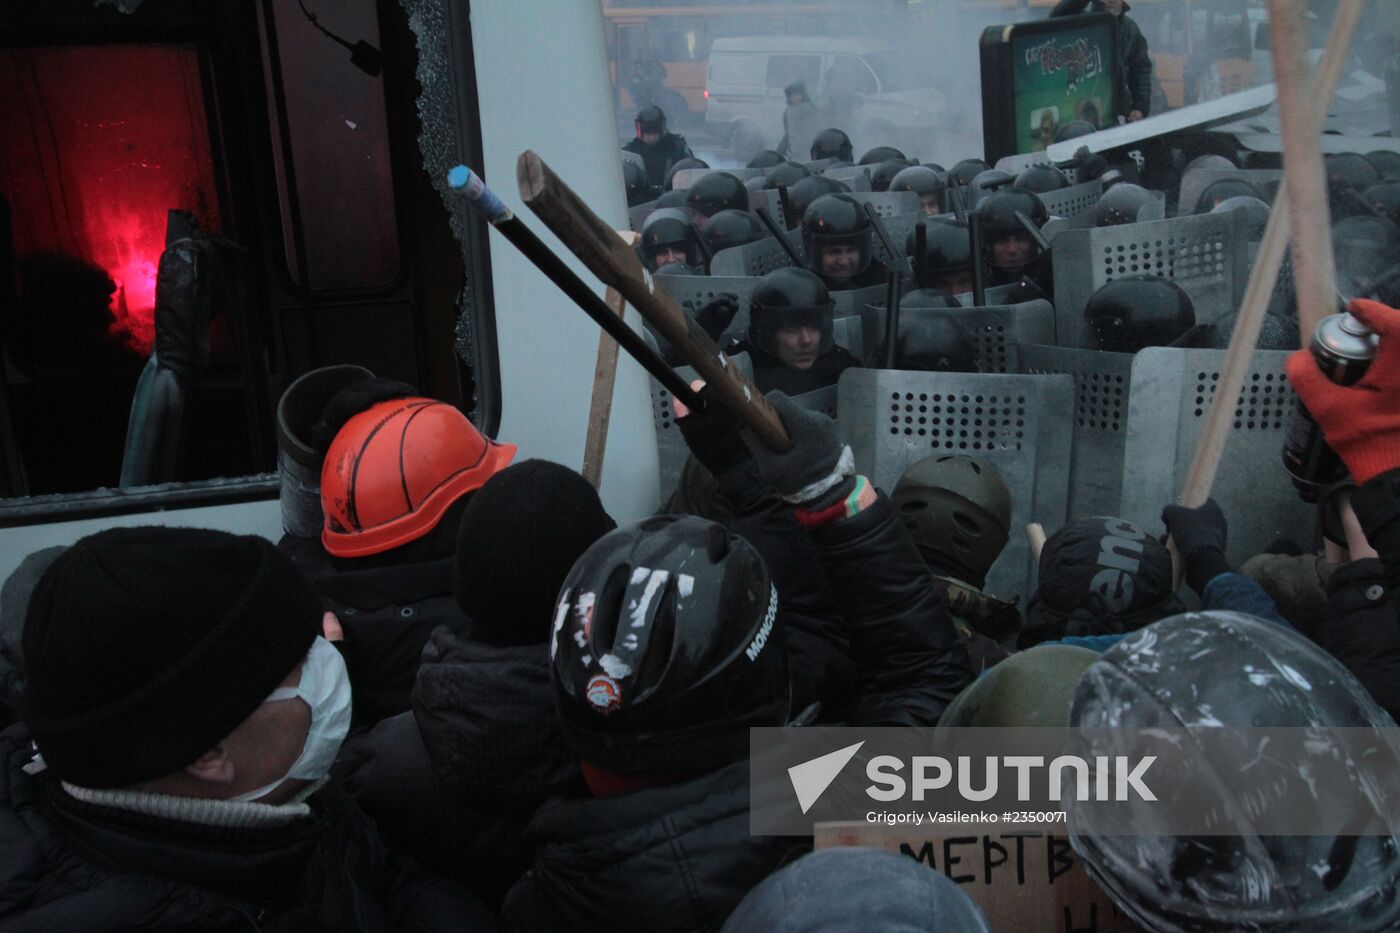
left=1282, top=312, right=1379, bottom=501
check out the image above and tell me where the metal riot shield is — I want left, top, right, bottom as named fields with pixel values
left=859, top=300, right=1055, bottom=372
left=1021, top=344, right=1135, bottom=518
left=748, top=188, right=789, bottom=228
left=710, top=236, right=801, bottom=277
left=821, top=164, right=873, bottom=190
left=653, top=273, right=761, bottom=340
left=836, top=368, right=1073, bottom=603
left=670, top=167, right=765, bottom=191
left=1118, top=348, right=1317, bottom=567
left=1038, top=179, right=1104, bottom=219
left=1051, top=209, right=1251, bottom=347
left=648, top=352, right=754, bottom=500
left=1178, top=168, right=1283, bottom=215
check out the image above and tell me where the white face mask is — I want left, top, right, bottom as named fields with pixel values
left=231, top=636, right=352, bottom=803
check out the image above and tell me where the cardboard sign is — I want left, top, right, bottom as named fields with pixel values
left=815, top=822, right=1141, bottom=933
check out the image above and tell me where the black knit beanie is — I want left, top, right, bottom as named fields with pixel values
left=454, top=460, right=616, bottom=646
left=1020, top=516, right=1181, bottom=647
left=21, top=527, right=321, bottom=788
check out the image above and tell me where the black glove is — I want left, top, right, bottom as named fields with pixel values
left=694, top=293, right=740, bottom=342
left=740, top=392, right=852, bottom=507
left=1072, top=146, right=1111, bottom=182
left=1162, top=499, right=1231, bottom=594
left=676, top=382, right=751, bottom=477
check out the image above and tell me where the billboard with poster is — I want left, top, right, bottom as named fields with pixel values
left=979, top=13, right=1117, bottom=164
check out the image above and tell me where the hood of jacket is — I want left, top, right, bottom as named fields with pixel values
left=413, top=625, right=580, bottom=806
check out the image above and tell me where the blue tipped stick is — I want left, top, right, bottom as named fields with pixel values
left=446, top=163, right=512, bottom=225
left=442, top=163, right=702, bottom=408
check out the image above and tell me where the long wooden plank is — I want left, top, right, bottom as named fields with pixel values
left=518, top=150, right=791, bottom=452
left=582, top=276, right=630, bottom=489
left=1179, top=0, right=1363, bottom=508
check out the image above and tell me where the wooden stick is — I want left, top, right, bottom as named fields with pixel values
left=518, top=150, right=791, bottom=452
left=447, top=165, right=701, bottom=408
left=1179, top=0, right=1363, bottom=507
left=582, top=237, right=633, bottom=490
left=1026, top=522, right=1047, bottom=564
left=1267, top=0, right=1349, bottom=341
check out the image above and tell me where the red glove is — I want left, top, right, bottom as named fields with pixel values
left=1285, top=298, right=1400, bottom=484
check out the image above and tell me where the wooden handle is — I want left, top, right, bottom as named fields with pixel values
left=1266, top=0, right=1350, bottom=341
left=518, top=150, right=791, bottom=452
left=582, top=261, right=632, bottom=489
left=1026, top=522, right=1047, bottom=564
left=1180, top=0, right=1363, bottom=507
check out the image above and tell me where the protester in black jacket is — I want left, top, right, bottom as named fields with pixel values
left=334, top=460, right=612, bottom=908
left=666, top=453, right=858, bottom=721
left=500, top=393, right=972, bottom=932
left=1288, top=298, right=1400, bottom=722
left=1051, top=0, right=1153, bottom=121
left=2, top=527, right=491, bottom=931
left=279, top=378, right=516, bottom=729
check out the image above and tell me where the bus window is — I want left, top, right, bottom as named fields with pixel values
left=766, top=54, right=822, bottom=91
left=0, top=44, right=229, bottom=495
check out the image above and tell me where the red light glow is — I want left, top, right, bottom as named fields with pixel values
left=1, top=45, right=220, bottom=356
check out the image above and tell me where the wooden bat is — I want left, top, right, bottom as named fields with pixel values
left=518, top=150, right=791, bottom=452
left=582, top=270, right=631, bottom=490
left=446, top=164, right=701, bottom=410
left=1179, top=0, right=1363, bottom=507
left=1026, top=522, right=1047, bottom=564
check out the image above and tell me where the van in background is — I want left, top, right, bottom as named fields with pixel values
left=704, top=36, right=946, bottom=161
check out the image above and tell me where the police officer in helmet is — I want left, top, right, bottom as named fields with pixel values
left=975, top=189, right=1048, bottom=287
left=891, top=165, right=947, bottom=217
left=801, top=193, right=889, bottom=290
left=907, top=216, right=974, bottom=296
left=728, top=267, right=860, bottom=395
left=623, top=105, right=693, bottom=192
left=638, top=208, right=703, bottom=273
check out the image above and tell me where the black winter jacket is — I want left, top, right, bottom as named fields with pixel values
left=623, top=133, right=693, bottom=192
left=335, top=629, right=584, bottom=908
left=1050, top=0, right=1154, bottom=118
left=412, top=628, right=583, bottom=807
left=0, top=724, right=494, bottom=932
left=808, top=491, right=974, bottom=725
left=701, top=459, right=858, bottom=720
left=317, top=558, right=465, bottom=728
left=499, top=488, right=971, bottom=931
left=1318, top=468, right=1400, bottom=721
left=499, top=761, right=804, bottom=933
left=725, top=341, right=861, bottom=397
left=334, top=711, right=527, bottom=911
left=677, top=463, right=969, bottom=724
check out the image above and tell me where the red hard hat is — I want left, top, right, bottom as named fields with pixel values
left=320, top=398, right=516, bottom=558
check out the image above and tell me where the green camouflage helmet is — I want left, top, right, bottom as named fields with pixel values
left=891, top=454, right=1012, bottom=582
left=939, top=644, right=1098, bottom=728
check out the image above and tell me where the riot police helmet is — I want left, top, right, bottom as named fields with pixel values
left=810, top=128, right=854, bottom=162
left=1084, top=275, right=1196, bottom=352
left=801, top=193, right=873, bottom=279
